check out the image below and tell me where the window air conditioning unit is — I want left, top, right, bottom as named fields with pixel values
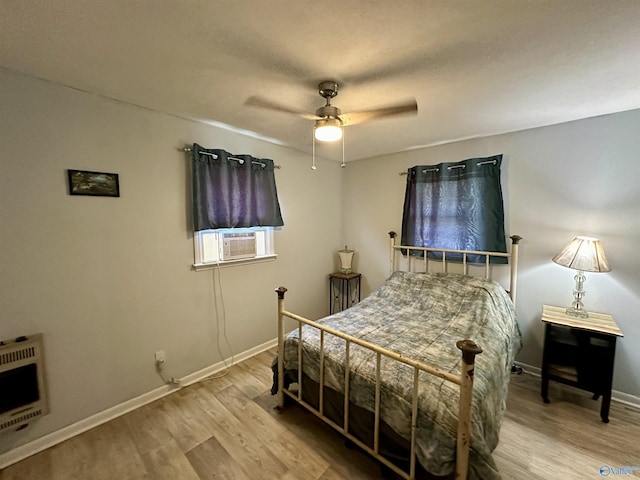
left=221, top=232, right=257, bottom=260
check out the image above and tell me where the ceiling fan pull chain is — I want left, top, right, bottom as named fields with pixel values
left=311, top=128, right=317, bottom=170
left=341, top=128, right=346, bottom=168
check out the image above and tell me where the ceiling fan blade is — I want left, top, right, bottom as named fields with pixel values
left=245, top=96, right=319, bottom=120
left=339, top=99, right=418, bottom=126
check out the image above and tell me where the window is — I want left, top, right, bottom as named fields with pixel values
left=190, top=144, right=284, bottom=268
left=401, top=154, right=507, bottom=264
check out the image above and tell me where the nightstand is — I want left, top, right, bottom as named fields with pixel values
left=329, top=272, right=361, bottom=314
left=540, top=304, right=623, bottom=422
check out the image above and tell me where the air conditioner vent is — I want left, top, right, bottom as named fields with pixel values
left=221, top=232, right=256, bottom=260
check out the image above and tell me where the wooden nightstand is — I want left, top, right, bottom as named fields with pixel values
left=540, top=304, right=623, bottom=422
left=328, top=272, right=361, bottom=314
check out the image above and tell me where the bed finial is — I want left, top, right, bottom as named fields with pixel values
left=510, top=235, right=522, bottom=245
left=275, top=286, right=288, bottom=299
left=456, top=339, right=483, bottom=365
left=388, top=231, right=397, bottom=238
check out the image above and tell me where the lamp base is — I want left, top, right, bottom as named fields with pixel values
left=565, top=307, right=589, bottom=318
left=566, top=270, right=589, bottom=318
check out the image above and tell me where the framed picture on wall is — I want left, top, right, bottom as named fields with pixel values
left=67, top=169, right=120, bottom=197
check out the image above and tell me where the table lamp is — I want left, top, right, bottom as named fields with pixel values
left=552, top=236, right=611, bottom=318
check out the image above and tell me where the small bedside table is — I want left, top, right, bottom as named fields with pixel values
left=329, top=272, right=361, bottom=314
left=540, top=304, right=623, bottom=423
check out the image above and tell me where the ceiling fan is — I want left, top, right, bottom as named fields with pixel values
left=245, top=80, right=418, bottom=143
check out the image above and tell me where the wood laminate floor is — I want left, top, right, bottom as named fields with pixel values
left=1, top=350, right=639, bottom=479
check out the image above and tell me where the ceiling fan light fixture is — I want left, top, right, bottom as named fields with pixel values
left=314, top=117, right=343, bottom=142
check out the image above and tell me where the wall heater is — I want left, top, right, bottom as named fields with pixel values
left=0, top=334, right=49, bottom=432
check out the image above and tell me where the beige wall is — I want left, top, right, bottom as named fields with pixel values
left=0, top=68, right=343, bottom=454
left=342, top=111, right=640, bottom=398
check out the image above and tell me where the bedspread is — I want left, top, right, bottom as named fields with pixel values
left=281, top=271, right=521, bottom=480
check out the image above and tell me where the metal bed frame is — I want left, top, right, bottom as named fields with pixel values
left=275, top=233, right=522, bottom=480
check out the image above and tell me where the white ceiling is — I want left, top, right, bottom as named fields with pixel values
left=2, top=1, right=640, bottom=162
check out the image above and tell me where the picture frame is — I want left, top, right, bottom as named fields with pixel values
left=67, top=169, right=120, bottom=197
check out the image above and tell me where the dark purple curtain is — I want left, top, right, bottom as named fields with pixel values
left=401, top=154, right=507, bottom=264
left=192, top=143, right=284, bottom=231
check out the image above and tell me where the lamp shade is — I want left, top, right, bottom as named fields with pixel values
left=338, top=246, right=354, bottom=273
left=552, top=236, right=611, bottom=273
left=314, top=117, right=343, bottom=142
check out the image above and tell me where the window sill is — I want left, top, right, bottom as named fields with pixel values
left=193, top=254, right=278, bottom=271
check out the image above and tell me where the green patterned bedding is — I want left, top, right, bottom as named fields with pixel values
left=282, top=271, right=521, bottom=480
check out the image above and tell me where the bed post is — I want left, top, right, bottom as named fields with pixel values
left=508, top=235, right=522, bottom=305
left=388, top=231, right=397, bottom=273
left=275, top=286, right=288, bottom=410
left=455, top=339, right=483, bottom=480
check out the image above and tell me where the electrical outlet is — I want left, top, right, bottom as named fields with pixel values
left=155, top=350, right=166, bottom=364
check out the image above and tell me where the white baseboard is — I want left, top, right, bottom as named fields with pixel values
left=0, top=338, right=277, bottom=470
left=514, top=361, right=640, bottom=410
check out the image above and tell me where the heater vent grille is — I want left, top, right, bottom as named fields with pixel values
left=0, top=409, right=43, bottom=431
left=0, top=346, right=36, bottom=366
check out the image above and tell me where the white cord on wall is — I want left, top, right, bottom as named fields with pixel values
left=201, top=260, right=235, bottom=380
left=155, top=359, right=180, bottom=387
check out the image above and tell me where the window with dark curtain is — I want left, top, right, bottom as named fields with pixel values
left=191, top=143, right=284, bottom=231
left=401, top=154, right=507, bottom=264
